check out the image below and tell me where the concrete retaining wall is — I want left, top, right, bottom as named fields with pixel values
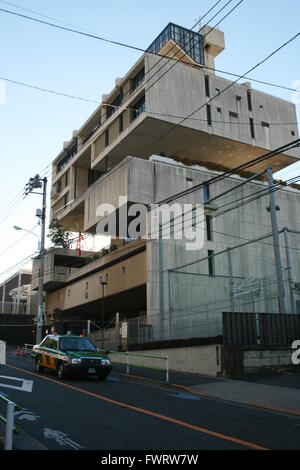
left=110, top=344, right=222, bottom=377
left=243, top=349, right=292, bottom=374
left=222, top=345, right=294, bottom=376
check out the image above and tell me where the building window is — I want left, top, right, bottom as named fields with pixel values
left=56, top=180, right=62, bottom=194
left=57, top=142, right=78, bottom=174
left=106, top=90, right=123, bottom=119
left=119, top=112, right=124, bottom=133
left=147, top=23, right=205, bottom=65
left=217, top=107, right=222, bottom=114
left=208, top=250, right=215, bottom=276
left=206, top=105, right=212, bottom=126
left=205, top=75, right=210, bottom=97
left=64, top=193, right=69, bottom=207
left=206, top=215, right=213, bottom=241
left=131, top=67, right=145, bottom=92
left=229, top=111, right=238, bottom=118
left=132, top=96, right=145, bottom=121
left=215, top=88, right=220, bottom=94
left=203, top=182, right=210, bottom=203
left=249, top=117, right=255, bottom=139
left=291, top=130, right=295, bottom=136
left=261, top=121, right=270, bottom=128
left=247, top=90, right=252, bottom=112
left=88, top=168, right=102, bottom=187
left=65, top=171, right=69, bottom=187
left=105, top=129, right=109, bottom=147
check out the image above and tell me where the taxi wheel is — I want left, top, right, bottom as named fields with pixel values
left=35, top=358, right=44, bottom=373
left=98, top=374, right=108, bottom=381
left=57, top=363, right=65, bottom=380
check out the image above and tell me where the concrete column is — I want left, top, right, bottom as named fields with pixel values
left=227, top=248, right=235, bottom=313
left=2, top=283, right=6, bottom=313
left=284, top=228, right=296, bottom=314
left=16, top=272, right=21, bottom=315
left=267, top=168, right=286, bottom=314
left=159, top=223, right=164, bottom=340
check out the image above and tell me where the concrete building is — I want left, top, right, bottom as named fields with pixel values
left=44, top=23, right=300, bottom=345
left=50, top=23, right=298, bottom=231
left=0, top=269, right=38, bottom=315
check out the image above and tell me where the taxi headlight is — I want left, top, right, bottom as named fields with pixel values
left=101, top=359, right=110, bottom=366
left=71, top=358, right=82, bottom=365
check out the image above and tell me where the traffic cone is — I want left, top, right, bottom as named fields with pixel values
left=16, top=346, right=20, bottom=357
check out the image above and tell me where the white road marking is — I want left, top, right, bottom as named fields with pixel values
left=15, top=408, right=40, bottom=422
left=43, top=428, right=85, bottom=450
left=0, top=375, right=33, bottom=393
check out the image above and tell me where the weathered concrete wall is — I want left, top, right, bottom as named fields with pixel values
left=243, top=349, right=293, bottom=374
left=222, top=345, right=294, bottom=376
left=146, top=53, right=299, bottom=156
left=109, top=344, right=222, bottom=377
left=45, top=243, right=147, bottom=315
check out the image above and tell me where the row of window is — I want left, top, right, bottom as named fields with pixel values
left=57, top=144, right=78, bottom=174
left=106, top=67, right=145, bottom=121
left=147, top=23, right=205, bottom=65
left=56, top=67, right=146, bottom=174
left=205, top=104, right=296, bottom=140
left=104, top=96, right=146, bottom=148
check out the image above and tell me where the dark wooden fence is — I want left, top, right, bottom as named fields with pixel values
left=223, top=312, right=300, bottom=346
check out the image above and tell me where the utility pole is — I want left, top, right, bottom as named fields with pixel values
left=266, top=168, right=286, bottom=314
left=100, top=275, right=108, bottom=350
left=24, top=174, right=48, bottom=343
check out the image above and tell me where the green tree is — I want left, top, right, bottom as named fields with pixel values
left=48, top=218, right=71, bottom=248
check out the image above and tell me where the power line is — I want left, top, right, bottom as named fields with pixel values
left=0, top=3, right=297, bottom=112
left=0, top=164, right=52, bottom=226
left=147, top=139, right=300, bottom=240
left=0, top=252, right=37, bottom=282
left=29, top=174, right=300, bottom=287
left=0, top=224, right=38, bottom=258
left=144, top=29, right=300, bottom=154
left=66, top=0, right=246, bottom=145
left=0, top=76, right=100, bottom=104
left=157, top=139, right=300, bottom=206
left=150, top=172, right=300, bottom=240
left=0, top=7, right=147, bottom=53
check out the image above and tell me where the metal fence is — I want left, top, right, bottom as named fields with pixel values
left=0, top=301, right=38, bottom=315
left=223, top=312, right=300, bottom=346
left=0, top=395, right=21, bottom=450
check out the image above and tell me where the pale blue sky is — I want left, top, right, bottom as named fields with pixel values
left=0, top=0, right=299, bottom=282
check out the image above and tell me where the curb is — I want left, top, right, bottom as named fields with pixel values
left=248, top=402, right=300, bottom=417
left=112, top=371, right=300, bottom=417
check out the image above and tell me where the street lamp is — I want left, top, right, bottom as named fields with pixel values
left=100, top=274, right=108, bottom=350
left=22, top=173, right=47, bottom=345
left=13, top=226, right=41, bottom=250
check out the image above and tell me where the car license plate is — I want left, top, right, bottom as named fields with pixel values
left=88, top=368, right=96, bottom=374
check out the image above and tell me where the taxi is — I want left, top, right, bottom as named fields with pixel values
left=31, top=334, right=112, bottom=381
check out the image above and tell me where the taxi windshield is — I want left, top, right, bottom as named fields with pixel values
left=59, top=337, right=96, bottom=352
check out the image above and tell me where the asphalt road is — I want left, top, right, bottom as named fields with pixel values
left=1, top=355, right=300, bottom=451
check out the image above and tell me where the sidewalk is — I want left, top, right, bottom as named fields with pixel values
left=5, top=346, right=300, bottom=417
left=112, top=362, right=300, bottom=416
